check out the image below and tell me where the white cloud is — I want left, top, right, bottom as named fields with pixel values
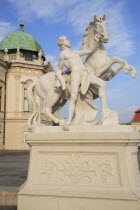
left=8, top=0, right=135, bottom=57
left=8, top=0, right=81, bottom=22
left=0, top=22, right=16, bottom=41
left=105, top=3, right=135, bottom=57
left=45, top=53, right=58, bottom=69
left=67, top=0, right=107, bottom=34
left=106, top=76, right=133, bottom=102
left=8, top=0, right=32, bottom=21
left=106, top=76, right=139, bottom=123
left=107, top=86, right=125, bottom=101
left=118, top=105, right=139, bottom=123
left=30, top=0, right=80, bottom=20
left=71, top=40, right=82, bottom=51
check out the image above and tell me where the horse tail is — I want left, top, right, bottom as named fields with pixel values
left=27, top=82, right=38, bottom=130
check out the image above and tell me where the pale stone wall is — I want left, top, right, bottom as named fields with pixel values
left=131, top=122, right=140, bottom=132
left=0, top=52, right=7, bottom=149
left=5, top=119, right=28, bottom=150
left=0, top=116, right=5, bottom=149
left=5, top=62, right=47, bottom=150
left=0, top=51, right=53, bottom=150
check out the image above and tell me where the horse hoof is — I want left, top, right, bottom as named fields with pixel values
left=131, top=72, right=136, bottom=78
left=59, top=120, right=65, bottom=126
left=130, top=68, right=137, bottom=78
left=62, top=123, right=70, bottom=131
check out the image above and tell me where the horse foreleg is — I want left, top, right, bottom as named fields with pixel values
left=43, top=93, right=62, bottom=125
left=44, top=106, right=60, bottom=124
left=43, top=94, right=66, bottom=125
left=52, top=99, right=67, bottom=120
left=95, top=56, right=125, bottom=77
left=102, top=63, right=122, bottom=81
left=100, top=58, right=136, bottom=80
left=111, top=56, right=136, bottom=77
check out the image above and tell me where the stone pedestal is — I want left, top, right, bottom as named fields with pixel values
left=18, top=125, right=140, bottom=210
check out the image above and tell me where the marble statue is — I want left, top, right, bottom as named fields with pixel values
left=27, top=14, right=136, bottom=129
left=55, top=35, right=112, bottom=127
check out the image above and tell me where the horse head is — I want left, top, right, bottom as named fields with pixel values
left=93, top=14, right=109, bottom=43
left=82, top=14, right=109, bottom=51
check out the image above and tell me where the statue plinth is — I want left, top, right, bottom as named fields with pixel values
left=18, top=125, right=140, bottom=210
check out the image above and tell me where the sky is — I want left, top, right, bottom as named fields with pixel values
left=0, top=0, right=139, bottom=123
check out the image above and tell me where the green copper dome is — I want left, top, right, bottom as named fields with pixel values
left=0, top=22, right=44, bottom=55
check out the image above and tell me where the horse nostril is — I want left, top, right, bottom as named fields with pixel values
left=101, top=34, right=104, bottom=37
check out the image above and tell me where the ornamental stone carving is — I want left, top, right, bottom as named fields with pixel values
left=39, top=153, right=119, bottom=186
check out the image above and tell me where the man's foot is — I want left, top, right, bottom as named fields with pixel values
left=62, top=122, right=70, bottom=131
left=59, top=119, right=66, bottom=126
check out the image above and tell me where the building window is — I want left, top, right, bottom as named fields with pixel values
left=0, top=87, right=2, bottom=111
left=9, top=54, right=16, bottom=60
left=24, top=89, right=29, bottom=112
left=25, top=55, right=32, bottom=61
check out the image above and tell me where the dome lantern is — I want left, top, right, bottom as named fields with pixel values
left=19, top=22, right=24, bottom=32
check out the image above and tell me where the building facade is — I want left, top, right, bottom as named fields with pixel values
left=0, top=52, right=8, bottom=149
left=0, top=23, right=53, bottom=150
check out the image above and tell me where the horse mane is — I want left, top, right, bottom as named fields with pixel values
left=82, top=15, right=105, bottom=50
left=82, top=20, right=95, bottom=50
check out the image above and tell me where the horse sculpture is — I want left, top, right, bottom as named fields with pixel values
left=82, top=14, right=136, bottom=80
left=27, top=14, right=136, bottom=129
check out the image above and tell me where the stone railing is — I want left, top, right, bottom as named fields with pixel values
left=3, top=47, right=47, bottom=66
left=4, top=53, right=44, bottom=66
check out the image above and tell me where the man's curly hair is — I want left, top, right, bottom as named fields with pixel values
left=57, top=36, right=67, bottom=48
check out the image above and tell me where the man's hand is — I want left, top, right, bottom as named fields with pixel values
left=55, top=73, right=66, bottom=90
left=55, top=76, right=61, bottom=88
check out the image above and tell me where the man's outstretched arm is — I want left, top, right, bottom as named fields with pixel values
left=76, top=34, right=100, bottom=57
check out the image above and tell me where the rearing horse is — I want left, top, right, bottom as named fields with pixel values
left=82, top=14, right=136, bottom=80
left=27, top=14, right=136, bottom=129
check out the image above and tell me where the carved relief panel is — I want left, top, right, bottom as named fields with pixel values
left=35, top=152, right=121, bottom=187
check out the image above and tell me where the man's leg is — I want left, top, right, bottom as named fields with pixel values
left=67, top=72, right=81, bottom=124
left=90, top=75, right=108, bottom=113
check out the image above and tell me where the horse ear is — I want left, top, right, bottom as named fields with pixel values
left=94, top=15, right=97, bottom=22
left=103, top=14, right=106, bottom=20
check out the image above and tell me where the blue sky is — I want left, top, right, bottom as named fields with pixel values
left=0, top=0, right=139, bottom=123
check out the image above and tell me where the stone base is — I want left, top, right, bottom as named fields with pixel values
left=18, top=195, right=139, bottom=210
left=18, top=125, right=140, bottom=210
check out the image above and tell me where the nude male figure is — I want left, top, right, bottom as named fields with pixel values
left=56, top=36, right=109, bottom=125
